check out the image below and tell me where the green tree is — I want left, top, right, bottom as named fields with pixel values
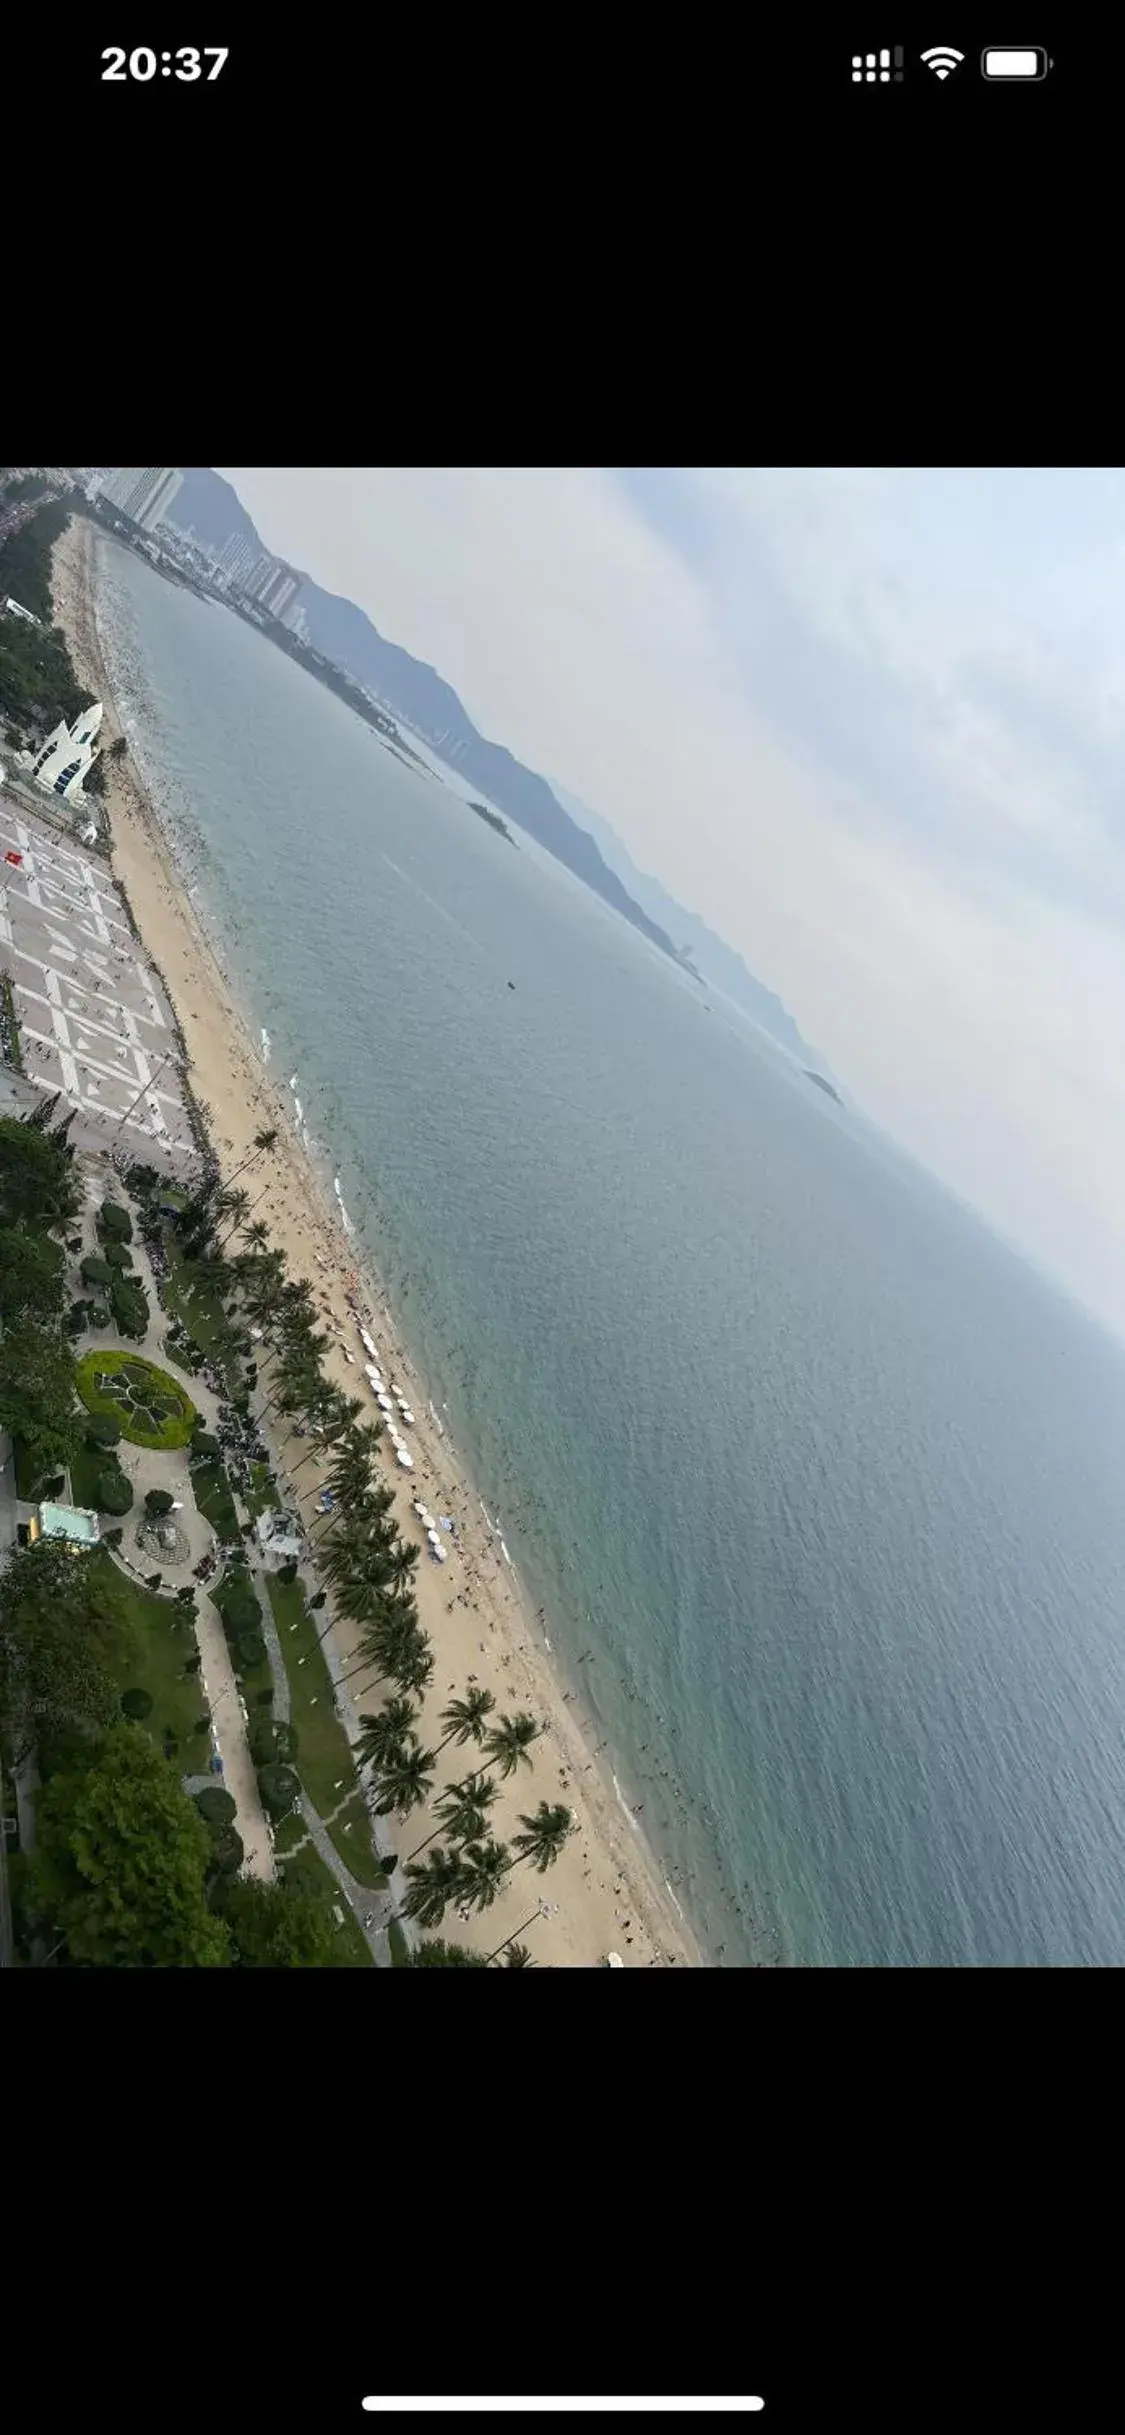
left=0, top=1222, right=65, bottom=1328
left=216, top=1876, right=342, bottom=1966
left=29, top=1721, right=231, bottom=1966
left=0, top=1113, right=80, bottom=1229
left=482, top=1710, right=541, bottom=1781
left=0, top=1540, right=136, bottom=1760
left=354, top=1696, right=417, bottom=1777
left=511, top=1801, right=573, bottom=1876
left=456, top=1837, right=511, bottom=1915
left=0, top=1318, right=78, bottom=1479
left=406, top=1771, right=500, bottom=1863
left=434, top=1685, right=496, bottom=1758
left=372, top=1736, right=436, bottom=1818
left=400, top=1844, right=468, bottom=1929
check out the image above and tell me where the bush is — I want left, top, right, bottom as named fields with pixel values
left=220, top=1583, right=262, bottom=1630
left=66, top=1235, right=83, bottom=1253
left=257, top=1687, right=274, bottom=1705
left=109, top=1277, right=149, bottom=1338
left=310, top=1590, right=327, bottom=1610
left=81, top=1254, right=112, bottom=1288
left=98, top=1201, right=133, bottom=1242
left=207, top=1822, right=244, bottom=1876
left=97, top=1466, right=134, bottom=1515
left=195, top=1786, right=237, bottom=1826
left=89, top=1304, right=110, bottom=1327
left=146, top=1572, right=162, bottom=1590
left=144, top=1487, right=174, bottom=1516
left=279, top=1558, right=298, bottom=1583
left=258, top=1762, right=299, bottom=1821
left=87, top=1415, right=122, bottom=1448
left=162, top=1730, right=178, bottom=1759
left=120, top=1687, right=153, bottom=1720
left=66, top=1299, right=91, bottom=1336
left=232, top=1631, right=267, bottom=1674
left=191, top=1432, right=220, bottom=1459
left=104, top=1525, right=123, bottom=1547
left=43, top=1474, right=65, bottom=1499
left=103, top=1240, right=133, bottom=1270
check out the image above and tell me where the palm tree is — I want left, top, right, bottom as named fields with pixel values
left=400, top=1844, right=467, bottom=1929
left=406, top=1770, right=500, bottom=1863
left=243, top=1219, right=270, bottom=1256
left=511, top=1801, right=572, bottom=1875
left=225, top=1124, right=280, bottom=1191
left=371, top=1736, right=436, bottom=1818
left=434, top=1684, right=496, bottom=1759
left=456, top=1838, right=511, bottom=1915
left=354, top=1696, right=417, bottom=1777
left=393, top=1635, right=434, bottom=1700
left=481, top=1710, right=541, bottom=1781
left=501, top=1942, right=534, bottom=1968
left=216, top=1185, right=251, bottom=1248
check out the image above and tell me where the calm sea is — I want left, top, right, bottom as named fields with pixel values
left=91, top=532, right=1125, bottom=1967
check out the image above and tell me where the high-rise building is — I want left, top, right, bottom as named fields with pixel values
left=258, top=564, right=300, bottom=621
left=97, top=467, right=183, bottom=532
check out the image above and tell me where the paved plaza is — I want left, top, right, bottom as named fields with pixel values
left=0, top=787, right=196, bottom=1172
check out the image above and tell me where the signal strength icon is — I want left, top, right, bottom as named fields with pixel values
left=920, top=45, right=965, bottom=77
left=852, top=48, right=904, bottom=80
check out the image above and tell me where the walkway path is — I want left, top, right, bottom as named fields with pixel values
left=297, top=1793, right=396, bottom=1967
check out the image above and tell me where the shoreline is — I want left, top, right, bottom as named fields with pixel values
left=52, top=513, right=703, bottom=1970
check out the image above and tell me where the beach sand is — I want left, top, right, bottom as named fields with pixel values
left=51, top=516, right=703, bottom=1970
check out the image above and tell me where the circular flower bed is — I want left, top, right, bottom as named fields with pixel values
left=74, top=1350, right=197, bottom=1450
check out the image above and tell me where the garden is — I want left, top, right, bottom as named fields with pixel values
left=265, top=1569, right=388, bottom=1889
left=75, top=1349, right=197, bottom=1450
left=90, top=1548, right=213, bottom=1776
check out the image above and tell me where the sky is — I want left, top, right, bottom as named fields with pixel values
left=220, top=467, right=1124, bottom=1341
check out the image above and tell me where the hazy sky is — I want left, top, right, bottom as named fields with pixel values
left=221, top=467, right=1123, bottom=1340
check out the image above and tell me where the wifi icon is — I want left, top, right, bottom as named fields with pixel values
left=921, top=45, right=965, bottom=77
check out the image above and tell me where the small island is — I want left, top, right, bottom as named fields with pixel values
left=804, top=1070, right=843, bottom=1105
left=470, top=801, right=514, bottom=844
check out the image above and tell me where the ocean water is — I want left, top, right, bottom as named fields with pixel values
left=91, top=532, right=1125, bottom=1967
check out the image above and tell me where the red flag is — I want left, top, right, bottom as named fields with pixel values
left=4, top=849, right=23, bottom=866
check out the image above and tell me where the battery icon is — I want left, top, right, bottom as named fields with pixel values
left=981, top=47, right=1051, bottom=77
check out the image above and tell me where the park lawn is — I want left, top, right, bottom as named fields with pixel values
left=328, top=1795, right=388, bottom=1890
left=162, top=1333, right=199, bottom=1377
left=190, top=1455, right=240, bottom=1542
left=278, top=1838, right=373, bottom=1966
left=243, top=1461, right=280, bottom=1521
left=90, top=1549, right=212, bottom=1775
left=273, top=1810, right=309, bottom=1857
left=387, top=1917, right=409, bottom=1967
left=264, top=1571, right=387, bottom=1884
left=161, top=1233, right=243, bottom=1396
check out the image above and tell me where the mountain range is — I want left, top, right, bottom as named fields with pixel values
left=169, top=468, right=828, bottom=1075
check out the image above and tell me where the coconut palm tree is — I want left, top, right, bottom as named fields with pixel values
left=501, top=1942, right=534, bottom=1968
left=510, top=1801, right=572, bottom=1875
left=456, top=1837, right=512, bottom=1915
left=393, top=1633, right=435, bottom=1701
left=243, top=1219, right=270, bottom=1256
left=384, top=1537, right=421, bottom=1592
left=371, top=1736, right=436, bottom=1819
left=481, top=1710, right=541, bottom=1781
left=433, top=1684, right=496, bottom=1759
left=216, top=1185, right=251, bottom=1249
left=406, top=1770, right=500, bottom=1863
left=354, top=1696, right=417, bottom=1776
left=400, top=1844, right=467, bottom=1929
left=225, top=1124, right=280, bottom=1191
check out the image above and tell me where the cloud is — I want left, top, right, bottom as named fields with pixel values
left=220, top=465, right=1125, bottom=1339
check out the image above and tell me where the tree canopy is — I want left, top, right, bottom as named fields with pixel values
left=0, top=1540, right=138, bottom=1762
left=215, top=1877, right=343, bottom=1968
left=0, top=1115, right=81, bottom=1231
left=29, top=1721, right=231, bottom=1967
left=0, top=1222, right=65, bottom=1329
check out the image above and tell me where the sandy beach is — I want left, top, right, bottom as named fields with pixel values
left=51, top=515, right=703, bottom=1969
